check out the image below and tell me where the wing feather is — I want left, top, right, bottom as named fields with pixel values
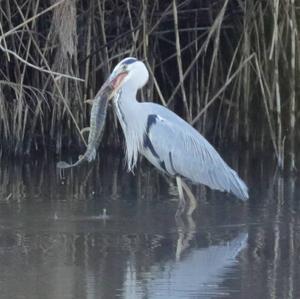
left=142, top=103, right=248, bottom=200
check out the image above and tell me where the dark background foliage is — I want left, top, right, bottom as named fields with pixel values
left=0, top=0, right=299, bottom=171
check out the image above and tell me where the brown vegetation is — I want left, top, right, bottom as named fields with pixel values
left=0, top=0, right=299, bottom=171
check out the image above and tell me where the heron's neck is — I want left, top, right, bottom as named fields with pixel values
left=113, top=83, right=145, bottom=171
left=113, top=83, right=139, bottom=127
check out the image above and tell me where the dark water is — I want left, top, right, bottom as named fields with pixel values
left=0, top=152, right=299, bottom=299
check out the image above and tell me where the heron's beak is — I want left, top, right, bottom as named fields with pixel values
left=99, top=70, right=128, bottom=101
left=106, top=71, right=128, bottom=99
left=111, top=72, right=128, bottom=90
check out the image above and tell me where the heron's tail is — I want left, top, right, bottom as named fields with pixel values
left=228, top=169, right=249, bottom=201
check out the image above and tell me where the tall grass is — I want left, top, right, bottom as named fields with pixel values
left=0, top=0, right=299, bottom=170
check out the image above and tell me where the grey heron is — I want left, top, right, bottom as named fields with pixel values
left=105, top=57, right=249, bottom=215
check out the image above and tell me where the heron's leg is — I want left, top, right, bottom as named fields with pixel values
left=176, top=176, right=186, bottom=216
left=181, top=180, right=197, bottom=216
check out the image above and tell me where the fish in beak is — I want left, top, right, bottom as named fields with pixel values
left=57, top=67, right=129, bottom=169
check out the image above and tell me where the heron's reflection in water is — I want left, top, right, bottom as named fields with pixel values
left=175, top=215, right=197, bottom=261
left=128, top=228, right=248, bottom=299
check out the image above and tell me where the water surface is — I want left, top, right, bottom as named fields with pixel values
left=0, top=152, right=299, bottom=299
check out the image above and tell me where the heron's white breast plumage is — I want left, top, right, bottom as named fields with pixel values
left=113, top=89, right=146, bottom=171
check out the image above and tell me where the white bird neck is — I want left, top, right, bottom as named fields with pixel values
left=113, top=82, right=146, bottom=171
left=119, top=80, right=138, bottom=102
left=113, top=82, right=140, bottom=125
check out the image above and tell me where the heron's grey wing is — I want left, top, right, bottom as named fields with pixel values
left=143, top=110, right=248, bottom=200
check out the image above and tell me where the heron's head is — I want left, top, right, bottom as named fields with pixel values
left=107, top=57, right=149, bottom=97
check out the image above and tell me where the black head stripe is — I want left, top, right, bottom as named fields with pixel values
left=123, top=58, right=137, bottom=65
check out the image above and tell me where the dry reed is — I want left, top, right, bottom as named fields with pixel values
left=0, top=0, right=299, bottom=171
